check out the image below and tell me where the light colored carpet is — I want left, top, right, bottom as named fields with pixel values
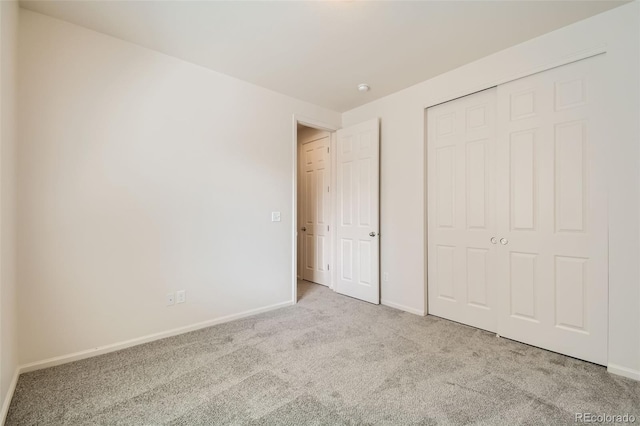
left=7, top=281, right=640, bottom=425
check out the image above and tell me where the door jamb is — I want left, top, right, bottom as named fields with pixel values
left=292, top=115, right=339, bottom=305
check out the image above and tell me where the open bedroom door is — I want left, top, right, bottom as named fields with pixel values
left=335, top=118, right=380, bottom=304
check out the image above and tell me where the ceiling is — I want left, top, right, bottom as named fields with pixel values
left=20, top=1, right=627, bottom=112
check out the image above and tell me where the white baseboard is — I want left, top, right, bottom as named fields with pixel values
left=1, top=368, right=19, bottom=425
left=19, top=300, right=295, bottom=374
left=608, top=363, right=640, bottom=381
left=381, top=299, right=425, bottom=316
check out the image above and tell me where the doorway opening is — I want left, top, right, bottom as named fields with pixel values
left=291, top=116, right=381, bottom=306
left=296, top=123, right=335, bottom=301
left=292, top=116, right=338, bottom=303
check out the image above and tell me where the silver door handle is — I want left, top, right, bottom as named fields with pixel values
left=369, top=232, right=377, bottom=237
left=500, top=238, right=508, bottom=245
left=301, top=227, right=306, bottom=231
left=490, top=237, right=497, bottom=244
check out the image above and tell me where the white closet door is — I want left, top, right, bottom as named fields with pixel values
left=301, top=136, right=331, bottom=286
left=336, top=119, right=380, bottom=304
left=495, top=56, right=608, bottom=365
left=427, top=88, right=498, bottom=332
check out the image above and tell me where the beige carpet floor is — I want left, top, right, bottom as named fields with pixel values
left=6, top=280, right=640, bottom=425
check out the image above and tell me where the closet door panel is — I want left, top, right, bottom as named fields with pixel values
left=427, top=88, right=498, bottom=333
left=495, top=56, right=608, bottom=365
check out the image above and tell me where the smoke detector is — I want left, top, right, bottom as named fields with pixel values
left=357, top=83, right=370, bottom=93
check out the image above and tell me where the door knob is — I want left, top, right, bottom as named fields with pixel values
left=301, top=227, right=307, bottom=231
left=500, top=238, right=508, bottom=245
left=369, top=232, right=377, bottom=237
left=490, top=237, right=497, bottom=244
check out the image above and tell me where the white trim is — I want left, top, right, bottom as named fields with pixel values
left=292, top=114, right=339, bottom=302
left=294, top=115, right=339, bottom=133
left=18, top=300, right=294, bottom=374
left=423, top=107, right=430, bottom=315
left=381, top=299, right=425, bottom=316
left=329, top=131, right=337, bottom=291
left=423, top=44, right=606, bottom=109
left=607, top=363, right=640, bottom=381
left=1, top=368, right=19, bottom=424
left=292, top=116, right=299, bottom=306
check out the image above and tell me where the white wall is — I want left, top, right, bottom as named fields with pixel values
left=13, top=2, right=640, bottom=381
left=0, top=0, right=19, bottom=419
left=343, top=2, right=640, bottom=378
left=17, top=9, right=341, bottom=365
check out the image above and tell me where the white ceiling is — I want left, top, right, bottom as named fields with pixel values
left=20, top=1, right=627, bottom=112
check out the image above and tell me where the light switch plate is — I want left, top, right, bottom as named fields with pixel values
left=271, top=211, right=281, bottom=222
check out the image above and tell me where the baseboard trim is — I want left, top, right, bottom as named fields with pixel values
left=381, top=299, right=425, bottom=316
left=607, top=363, right=640, bottom=381
left=19, top=300, right=295, bottom=374
left=1, top=368, right=19, bottom=425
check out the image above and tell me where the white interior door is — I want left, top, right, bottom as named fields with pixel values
left=427, top=88, right=498, bottom=332
left=495, top=56, right=608, bottom=365
left=300, top=136, right=331, bottom=286
left=336, top=119, right=380, bottom=304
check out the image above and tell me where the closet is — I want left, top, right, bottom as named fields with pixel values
left=427, top=56, right=608, bottom=365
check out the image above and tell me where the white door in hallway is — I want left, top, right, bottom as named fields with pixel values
left=301, top=136, right=331, bottom=286
left=494, top=56, right=608, bottom=365
left=427, top=88, right=498, bottom=333
left=336, top=119, right=380, bottom=304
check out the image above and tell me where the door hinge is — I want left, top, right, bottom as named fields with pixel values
left=327, top=225, right=330, bottom=231
left=327, top=186, right=330, bottom=193
left=327, top=264, right=330, bottom=271
left=327, top=147, right=330, bottom=154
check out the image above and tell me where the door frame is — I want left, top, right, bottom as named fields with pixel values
left=292, top=115, right=339, bottom=304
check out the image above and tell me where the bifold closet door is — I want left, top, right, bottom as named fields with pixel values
left=495, top=56, right=608, bottom=365
left=427, top=88, right=498, bottom=333
left=427, top=56, right=608, bottom=365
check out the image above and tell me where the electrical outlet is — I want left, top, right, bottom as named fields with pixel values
left=383, top=272, right=389, bottom=282
left=176, top=290, right=186, bottom=304
left=166, top=292, right=175, bottom=306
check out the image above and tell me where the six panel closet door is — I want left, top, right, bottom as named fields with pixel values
left=427, top=56, right=608, bottom=365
